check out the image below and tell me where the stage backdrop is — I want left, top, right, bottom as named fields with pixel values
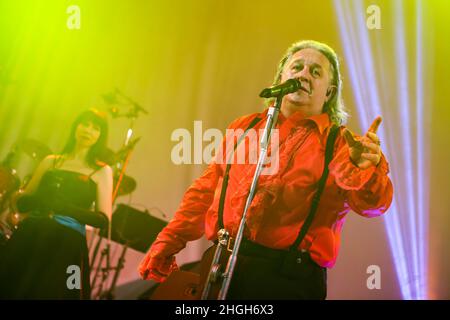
left=0, top=0, right=448, bottom=299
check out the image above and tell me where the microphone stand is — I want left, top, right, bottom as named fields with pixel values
left=201, top=94, right=284, bottom=300
left=101, top=141, right=137, bottom=300
left=90, top=96, right=145, bottom=299
left=97, top=108, right=141, bottom=300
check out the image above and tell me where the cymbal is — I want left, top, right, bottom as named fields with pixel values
left=97, top=138, right=141, bottom=168
left=18, top=139, right=52, bottom=161
left=97, top=148, right=117, bottom=166
left=114, top=174, right=136, bottom=196
left=0, top=166, right=20, bottom=195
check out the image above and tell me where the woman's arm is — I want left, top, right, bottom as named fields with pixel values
left=93, top=165, right=113, bottom=231
left=94, top=165, right=113, bottom=220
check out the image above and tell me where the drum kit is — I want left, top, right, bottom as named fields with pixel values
left=0, top=137, right=167, bottom=297
left=1, top=90, right=167, bottom=299
left=0, top=139, right=50, bottom=238
left=0, top=139, right=138, bottom=216
left=0, top=137, right=164, bottom=237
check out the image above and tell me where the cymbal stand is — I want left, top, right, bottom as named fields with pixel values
left=100, top=243, right=129, bottom=300
left=101, top=145, right=137, bottom=300
left=91, top=94, right=145, bottom=299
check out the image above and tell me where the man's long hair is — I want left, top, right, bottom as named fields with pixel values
left=267, top=40, right=348, bottom=125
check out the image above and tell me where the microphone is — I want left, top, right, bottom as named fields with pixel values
left=259, top=78, right=301, bottom=98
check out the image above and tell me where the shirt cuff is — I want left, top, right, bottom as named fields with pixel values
left=329, top=145, right=388, bottom=191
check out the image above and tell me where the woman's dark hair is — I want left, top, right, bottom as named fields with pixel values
left=61, top=109, right=109, bottom=169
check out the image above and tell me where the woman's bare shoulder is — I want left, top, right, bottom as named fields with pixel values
left=94, top=164, right=113, bottom=181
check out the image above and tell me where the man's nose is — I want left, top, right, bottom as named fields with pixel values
left=297, top=76, right=310, bottom=85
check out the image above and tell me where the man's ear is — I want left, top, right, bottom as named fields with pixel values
left=326, top=85, right=337, bottom=101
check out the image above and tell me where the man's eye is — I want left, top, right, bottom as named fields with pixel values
left=292, top=64, right=303, bottom=71
left=312, top=68, right=321, bottom=77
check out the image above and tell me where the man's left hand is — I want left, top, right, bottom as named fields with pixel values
left=343, top=116, right=382, bottom=169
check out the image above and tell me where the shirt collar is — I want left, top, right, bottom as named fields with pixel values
left=277, top=109, right=331, bottom=135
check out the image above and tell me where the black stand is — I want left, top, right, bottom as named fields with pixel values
left=201, top=95, right=283, bottom=300
left=89, top=88, right=147, bottom=299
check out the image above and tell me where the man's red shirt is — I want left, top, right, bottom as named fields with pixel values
left=140, top=109, right=393, bottom=280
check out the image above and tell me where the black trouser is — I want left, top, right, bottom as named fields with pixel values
left=223, top=240, right=327, bottom=300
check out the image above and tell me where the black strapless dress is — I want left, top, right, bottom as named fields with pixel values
left=0, top=169, right=97, bottom=299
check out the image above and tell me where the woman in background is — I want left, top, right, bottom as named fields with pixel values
left=0, top=109, right=113, bottom=299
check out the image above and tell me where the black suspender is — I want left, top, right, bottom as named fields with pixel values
left=218, top=117, right=261, bottom=230
left=289, top=124, right=339, bottom=251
